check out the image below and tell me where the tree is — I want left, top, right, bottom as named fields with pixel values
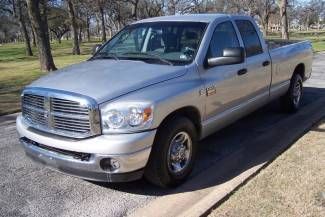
left=224, top=0, right=277, bottom=36
left=31, top=27, right=36, bottom=46
left=97, top=0, right=106, bottom=42
left=0, top=0, right=33, bottom=54
left=309, top=0, right=325, bottom=29
left=279, top=0, right=289, bottom=39
left=142, top=0, right=165, bottom=18
left=85, top=12, right=91, bottom=41
left=167, top=0, right=201, bottom=15
left=0, top=14, right=19, bottom=43
left=26, top=0, right=57, bottom=71
left=78, top=0, right=94, bottom=42
left=67, top=0, right=80, bottom=54
left=16, top=0, right=33, bottom=55
left=48, top=7, right=69, bottom=43
left=254, top=0, right=277, bottom=36
left=129, top=0, right=139, bottom=20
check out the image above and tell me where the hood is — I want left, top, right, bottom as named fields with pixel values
left=29, top=59, right=187, bottom=103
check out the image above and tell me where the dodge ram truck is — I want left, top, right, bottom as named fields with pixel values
left=17, top=14, right=313, bottom=187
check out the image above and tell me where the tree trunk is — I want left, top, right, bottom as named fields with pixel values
left=108, top=27, right=112, bottom=39
left=131, top=0, right=139, bottom=20
left=280, top=0, right=289, bottom=39
left=26, top=0, right=56, bottom=72
left=261, top=12, right=270, bottom=37
left=98, top=3, right=106, bottom=42
left=67, top=0, right=80, bottom=55
left=262, top=20, right=268, bottom=36
left=167, top=0, right=176, bottom=15
left=17, top=0, right=33, bottom=56
left=95, top=15, right=100, bottom=38
left=31, top=27, right=37, bottom=47
left=79, top=26, right=82, bottom=43
left=86, top=15, right=90, bottom=42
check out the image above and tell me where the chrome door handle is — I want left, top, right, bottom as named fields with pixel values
left=237, top=68, right=247, bottom=75
left=262, top=60, right=270, bottom=66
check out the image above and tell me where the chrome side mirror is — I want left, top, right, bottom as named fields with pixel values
left=207, top=47, right=245, bottom=67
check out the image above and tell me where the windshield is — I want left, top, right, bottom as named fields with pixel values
left=93, top=22, right=207, bottom=66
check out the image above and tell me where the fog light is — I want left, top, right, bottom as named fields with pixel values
left=110, top=159, right=120, bottom=170
left=100, top=158, right=120, bottom=171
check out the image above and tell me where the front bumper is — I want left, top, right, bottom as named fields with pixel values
left=16, top=115, right=156, bottom=182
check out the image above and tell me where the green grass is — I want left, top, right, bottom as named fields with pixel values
left=312, top=40, right=325, bottom=52
left=266, top=31, right=325, bottom=52
left=0, top=40, right=99, bottom=115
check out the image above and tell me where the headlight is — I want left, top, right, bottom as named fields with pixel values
left=100, top=102, right=153, bottom=134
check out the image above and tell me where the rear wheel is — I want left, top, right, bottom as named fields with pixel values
left=144, top=116, right=197, bottom=187
left=281, top=73, right=303, bottom=112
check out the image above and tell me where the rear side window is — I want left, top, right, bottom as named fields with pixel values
left=208, top=21, right=239, bottom=58
left=235, top=20, right=263, bottom=57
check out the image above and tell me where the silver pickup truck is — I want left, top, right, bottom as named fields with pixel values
left=17, top=14, right=313, bottom=187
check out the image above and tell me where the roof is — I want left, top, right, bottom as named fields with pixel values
left=134, top=14, right=230, bottom=24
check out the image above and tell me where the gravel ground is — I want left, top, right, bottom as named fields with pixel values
left=0, top=53, right=324, bottom=217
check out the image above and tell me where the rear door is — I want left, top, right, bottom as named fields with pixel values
left=234, top=19, right=272, bottom=99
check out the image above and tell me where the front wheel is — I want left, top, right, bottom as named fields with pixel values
left=144, top=116, right=198, bottom=187
left=281, top=73, right=303, bottom=112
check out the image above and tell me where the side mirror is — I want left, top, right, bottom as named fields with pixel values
left=92, top=44, right=102, bottom=55
left=207, top=47, right=245, bottom=67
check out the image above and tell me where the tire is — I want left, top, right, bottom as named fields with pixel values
left=281, top=73, right=303, bottom=113
left=144, top=116, right=198, bottom=188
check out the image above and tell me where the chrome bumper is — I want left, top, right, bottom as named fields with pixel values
left=17, top=115, right=156, bottom=182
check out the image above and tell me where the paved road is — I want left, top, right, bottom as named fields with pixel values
left=1, top=53, right=325, bottom=217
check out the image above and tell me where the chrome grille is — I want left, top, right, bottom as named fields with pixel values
left=53, top=115, right=90, bottom=133
left=22, top=106, right=47, bottom=126
left=21, top=88, right=101, bottom=138
left=23, top=94, right=45, bottom=110
left=52, top=98, right=89, bottom=115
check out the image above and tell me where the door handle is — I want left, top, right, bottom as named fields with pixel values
left=237, top=68, right=247, bottom=75
left=262, top=60, right=270, bottom=66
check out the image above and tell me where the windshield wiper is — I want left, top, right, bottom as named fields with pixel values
left=121, top=52, right=173, bottom=66
left=93, top=52, right=119, bottom=60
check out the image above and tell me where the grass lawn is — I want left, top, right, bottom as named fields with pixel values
left=209, top=119, right=325, bottom=217
left=0, top=40, right=99, bottom=115
left=0, top=33, right=324, bottom=116
left=267, top=31, right=325, bottom=52
left=312, top=40, right=325, bottom=52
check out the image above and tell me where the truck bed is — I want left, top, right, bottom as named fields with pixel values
left=266, top=38, right=313, bottom=89
left=266, top=39, right=302, bottom=50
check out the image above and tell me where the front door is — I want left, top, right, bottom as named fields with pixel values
left=200, top=21, right=250, bottom=121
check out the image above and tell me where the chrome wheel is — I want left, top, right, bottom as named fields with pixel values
left=293, top=80, right=302, bottom=106
left=167, top=131, right=192, bottom=174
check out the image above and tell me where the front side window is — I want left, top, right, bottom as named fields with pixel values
left=94, top=22, right=207, bottom=66
left=235, top=20, right=263, bottom=57
left=208, top=21, right=240, bottom=58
